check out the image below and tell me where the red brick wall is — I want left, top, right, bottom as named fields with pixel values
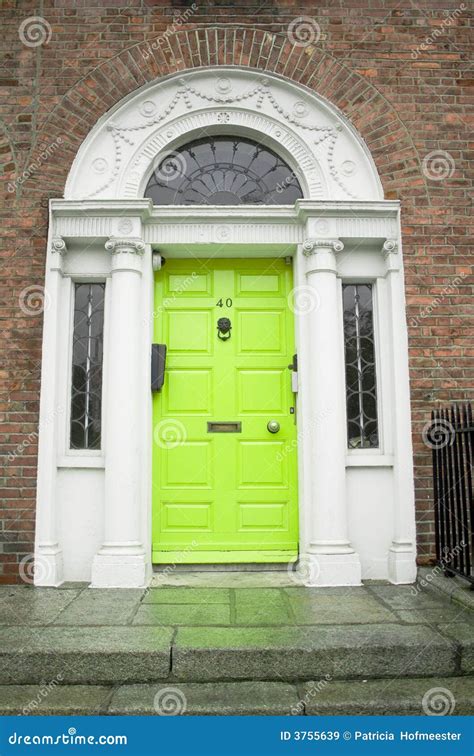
left=1, top=1, right=472, bottom=582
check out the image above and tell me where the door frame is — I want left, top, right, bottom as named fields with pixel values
left=35, top=197, right=417, bottom=587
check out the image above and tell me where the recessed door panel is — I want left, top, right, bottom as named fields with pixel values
left=165, top=370, right=211, bottom=414
left=166, top=273, right=211, bottom=295
left=237, top=272, right=281, bottom=296
left=238, top=503, right=287, bottom=531
left=237, top=369, right=285, bottom=414
left=162, top=503, right=212, bottom=531
left=238, top=310, right=285, bottom=353
left=163, top=442, right=211, bottom=488
left=167, top=310, right=212, bottom=353
left=239, top=441, right=287, bottom=487
left=152, top=258, right=298, bottom=563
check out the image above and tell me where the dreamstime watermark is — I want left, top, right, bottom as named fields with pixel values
left=288, top=284, right=320, bottom=315
left=151, top=149, right=187, bottom=185
left=288, top=554, right=320, bottom=586
left=275, top=168, right=305, bottom=197
left=8, top=407, right=64, bottom=464
left=9, top=728, right=127, bottom=746
left=8, top=137, right=63, bottom=194
left=153, top=419, right=187, bottom=449
left=291, top=674, right=332, bottom=715
left=411, top=4, right=466, bottom=59
left=19, top=553, right=56, bottom=585
left=22, top=675, right=64, bottom=715
left=409, top=272, right=466, bottom=328
left=287, top=16, right=321, bottom=48
left=151, top=540, right=199, bottom=588
left=18, top=16, right=52, bottom=48
left=154, top=687, right=187, bottom=715
left=149, top=272, right=198, bottom=322
left=18, top=284, right=51, bottom=316
left=422, top=687, right=456, bottom=715
left=422, top=417, right=455, bottom=450
left=276, top=409, right=333, bottom=463
left=422, top=150, right=455, bottom=181
left=141, top=5, right=198, bottom=60
left=411, top=541, right=466, bottom=596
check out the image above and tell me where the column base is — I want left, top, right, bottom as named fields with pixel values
left=91, top=546, right=149, bottom=588
left=298, top=551, right=362, bottom=587
left=388, top=542, right=416, bottom=584
left=33, top=544, right=64, bottom=587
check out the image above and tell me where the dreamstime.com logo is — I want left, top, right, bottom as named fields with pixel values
left=8, top=405, right=64, bottom=464
left=18, top=16, right=52, bottom=47
left=409, top=272, right=466, bottom=328
left=422, top=687, right=456, bottom=716
left=422, top=150, right=455, bottom=182
left=287, top=285, right=320, bottom=315
left=422, top=417, right=455, bottom=450
left=153, top=419, right=187, bottom=449
left=18, top=284, right=51, bottom=316
left=411, top=4, right=467, bottom=59
left=22, top=675, right=64, bottom=715
left=8, top=727, right=127, bottom=746
left=141, top=4, right=198, bottom=60
left=154, top=687, right=187, bottom=716
left=8, top=137, right=63, bottom=193
left=287, top=16, right=321, bottom=47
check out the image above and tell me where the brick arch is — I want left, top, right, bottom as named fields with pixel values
left=31, top=26, right=427, bottom=203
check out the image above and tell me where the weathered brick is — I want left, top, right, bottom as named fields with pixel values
left=0, top=5, right=472, bottom=582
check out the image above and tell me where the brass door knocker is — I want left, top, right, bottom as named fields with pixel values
left=217, top=317, right=232, bottom=341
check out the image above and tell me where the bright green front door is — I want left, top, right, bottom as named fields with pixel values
left=152, top=258, right=298, bottom=563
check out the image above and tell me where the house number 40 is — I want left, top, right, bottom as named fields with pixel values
left=216, top=298, right=233, bottom=308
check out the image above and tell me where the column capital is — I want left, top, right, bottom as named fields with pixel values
left=303, top=238, right=344, bottom=256
left=382, top=239, right=398, bottom=257
left=382, top=238, right=400, bottom=272
left=51, top=236, right=68, bottom=255
left=50, top=236, right=67, bottom=272
left=105, top=237, right=146, bottom=255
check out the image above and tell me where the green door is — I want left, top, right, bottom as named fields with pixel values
left=152, top=258, right=298, bottom=563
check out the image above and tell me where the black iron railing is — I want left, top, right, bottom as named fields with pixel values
left=430, top=403, right=473, bottom=586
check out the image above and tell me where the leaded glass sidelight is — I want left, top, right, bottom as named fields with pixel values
left=144, top=136, right=304, bottom=205
left=343, top=284, right=379, bottom=449
left=70, top=283, right=105, bottom=450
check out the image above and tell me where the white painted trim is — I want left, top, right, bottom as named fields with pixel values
left=35, top=68, right=416, bottom=588
left=64, top=69, right=383, bottom=202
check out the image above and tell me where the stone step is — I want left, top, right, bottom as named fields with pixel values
left=0, top=623, right=469, bottom=685
left=1, top=678, right=473, bottom=716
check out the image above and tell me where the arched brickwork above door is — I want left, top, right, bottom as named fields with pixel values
left=29, top=27, right=426, bottom=204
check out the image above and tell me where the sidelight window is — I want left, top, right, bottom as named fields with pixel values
left=70, top=283, right=105, bottom=450
left=343, top=283, right=379, bottom=449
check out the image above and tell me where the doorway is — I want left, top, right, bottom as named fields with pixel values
left=152, top=257, right=299, bottom=564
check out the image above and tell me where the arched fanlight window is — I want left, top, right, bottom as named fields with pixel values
left=144, top=136, right=304, bottom=205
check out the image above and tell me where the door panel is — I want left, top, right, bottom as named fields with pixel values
left=152, top=258, right=298, bottom=563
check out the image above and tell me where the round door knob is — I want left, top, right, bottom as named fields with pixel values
left=267, top=420, right=280, bottom=434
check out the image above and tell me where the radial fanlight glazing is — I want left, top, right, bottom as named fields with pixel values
left=144, top=136, right=304, bottom=205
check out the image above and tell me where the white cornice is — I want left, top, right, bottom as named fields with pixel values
left=50, top=199, right=153, bottom=218
left=295, top=199, right=400, bottom=220
left=50, top=199, right=400, bottom=246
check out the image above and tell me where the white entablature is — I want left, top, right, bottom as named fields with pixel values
left=64, top=68, right=383, bottom=203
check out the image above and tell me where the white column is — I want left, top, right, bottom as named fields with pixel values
left=383, top=239, right=417, bottom=583
left=91, top=237, right=147, bottom=588
left=300, top=239, right=361, bottom=586
left=34, top=237, right=66, bottom=586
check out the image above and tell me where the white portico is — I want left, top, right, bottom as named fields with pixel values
left=34, top=68, right=417, bottom=588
